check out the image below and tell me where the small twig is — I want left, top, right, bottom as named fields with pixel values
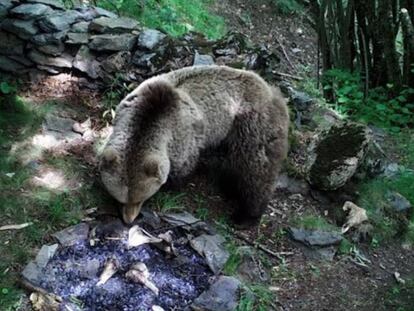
left=275, top=36, right=297, bottom=71
left=214, top=221, right=293, bottom=261
left=0, top=222, right=33, bottom=231
left=273, top=71, right=303, bottom=80
left=18, top=278, right=62, bottom=302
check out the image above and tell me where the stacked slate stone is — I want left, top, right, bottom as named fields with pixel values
left=0, top=0, right=166, bottom=81
left=0, top=0, right=281, bottom=84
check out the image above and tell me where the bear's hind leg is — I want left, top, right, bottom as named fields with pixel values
left=225, top=110, right=286, bottom=227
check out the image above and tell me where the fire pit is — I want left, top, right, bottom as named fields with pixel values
left=21, top=211, right=237, bottom=311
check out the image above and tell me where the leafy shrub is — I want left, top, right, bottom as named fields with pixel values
left=97, top=0, right=225, bottom=39
left=323, top=69, right=414, bottom=131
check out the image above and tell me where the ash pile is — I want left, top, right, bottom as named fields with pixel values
left=21, top=210, right=236, bottom=311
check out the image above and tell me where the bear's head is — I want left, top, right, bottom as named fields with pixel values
left=99, top=145, right=170, bottom=224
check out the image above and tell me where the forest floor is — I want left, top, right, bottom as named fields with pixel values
left=0, top=1, right=414, bottom=310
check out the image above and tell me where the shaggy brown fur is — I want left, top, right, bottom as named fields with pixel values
left=100, top=65, right=289, bottom=226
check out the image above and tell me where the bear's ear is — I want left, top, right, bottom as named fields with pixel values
left=102, top=147, right=119, bottom=165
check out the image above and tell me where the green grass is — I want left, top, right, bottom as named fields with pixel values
left=150, top=191, right=187, bottom=213
left=357, top=130, right=414, bottom=245
left=0, top=93, right=109, bottom=309
left=385, top=277, right=414, bottom=311
left=97, top=0, right=226, bottom=39
left=237, top=284, right=275, bottom=311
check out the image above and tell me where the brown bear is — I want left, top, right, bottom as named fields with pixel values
left=99, top=65, right=289, bottom=226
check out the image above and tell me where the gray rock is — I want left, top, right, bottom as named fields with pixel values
left=161, top=211, right=201, bottom=227
left=387, top=192, right=412, bottom=212
left=0, top=0, right=13, bottom=19
left=22, top=261, right=42, bottom=284
left=35, top=244, right=58, bottom=268
left=137, top=29, right=166, bottom=50
left=44, top=115, right=76, bottom=133
left=291, top=89, right=314, bottom=112
left=0, top=55, right=27, bottom=72
left=1, top=18, right=39, bottom=40
left=52, top=223, right=90, bottom=246
left=26, top=0, right=65, bottom=10
left=31, top=31, right=67, bottom=46
left=308, top=123, right=371, bottom=190
left=38, top=10, right=81, bottom=32
left=28, top=49, right=73, bottom=68
left=66, top=32, right=89, bottom=44
left=73, top=45, right=101, bottom=79
left=190, top=234, right=229, bottom=274
left=193, top=52, right=215, bottom=66
left=101, top=51, right=130, bottom=73
left=89, top=33, right=136, bottom=51
left=74, top=6, right=117, bottom=20
left=37, top=42, right=65, bottom=56
left=382, top=162, right=402, bottom=178
left=191, top=276, right=241, bottom=311
left=89, top=17, right=139, bottom=34
left=289, top=227, right=342, bottom=247
left=10, top=3, right=52, bottom=20
left=37, top=65, right=60, bottom=74
left=0, top=31, right=24, bottom=55
left=71, top=21, right=90, bottom=33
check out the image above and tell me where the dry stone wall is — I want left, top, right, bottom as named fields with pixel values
left=0, top=0, right=281, bottom=86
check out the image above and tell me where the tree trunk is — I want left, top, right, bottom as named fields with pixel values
left=401, top=8, right=414, bottom=88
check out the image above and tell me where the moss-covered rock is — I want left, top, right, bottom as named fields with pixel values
left=308, top=122, right=371, bottom=190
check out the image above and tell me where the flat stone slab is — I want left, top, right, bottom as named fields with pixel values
left=26, top=0, right=65, bottom=10
left=289, top=227, right=343, bottom=247
left=66, top=32, right=89, bottom=44
left=73, top=45, right=101, bottom=79
left=37, top=43, right=65, bottom=56
left=52, top=223, right=90, bottom=246
left=137, top=29, right=166, bottom=50
left=193, top=53, right=215, bottom=66
left=387, top=192, right=412, bottom=212
left=38, top=11, right=81, bottom=32
left=28, top=50, right=73, bottom=68
left=89, top=16, right=139, bottom=34
left=0, top=0, right=13, bottom=19
left=191, top=276, right=242, bottom=311
left=71, top=21, right=90, bottom=33
left=31, top=31, right=67, bottom=46
left=1, top=18, right=39, bottom=39
left=35, top=244, right=59, bottom=268
left=89, top=33, right=136, bottom=51
left=10, top=3, right=52, bottom=20
left=190, top=234, right=229, bottom=274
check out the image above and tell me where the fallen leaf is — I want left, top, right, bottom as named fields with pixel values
left=342, top=201, right=368, bottom=234
left=0, top=222, right=33, bottom=231
left=97, top=258, right=119, bottom=286
left=126, top=262, right=159, bottom=295
left=127, top=225, right=162, bottom=248
left=30, top=292, right=60, bottom=311
left=394, top=271, right=406, bottom=285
